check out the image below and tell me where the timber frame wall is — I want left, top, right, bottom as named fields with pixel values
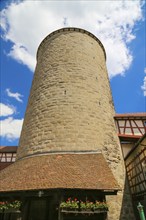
left=125, top=134, right=146, bottom=219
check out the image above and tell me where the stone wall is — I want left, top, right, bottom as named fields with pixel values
left=16, top=28, right=132, bottom=220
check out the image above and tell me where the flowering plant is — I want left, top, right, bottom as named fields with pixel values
left=0, top=201, right=22, bottom=211
left=60, top=197, right=108, bottom=212
left=94, top=201, right=108, bottom=210
left=60, top=198, right=79, bottom=209
left=80, top=201, right=94, bottom=210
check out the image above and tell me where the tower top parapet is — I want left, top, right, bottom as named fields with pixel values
left=37, top=27, right=106, bottom=60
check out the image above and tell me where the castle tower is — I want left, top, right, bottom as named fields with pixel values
left=17, top=28, right=125, bottom=219
left=0, top=28, right=130, bottom=220
left=17, top=28, right=122, bottom=161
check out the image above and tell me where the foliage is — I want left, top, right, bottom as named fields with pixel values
left=80, top=201, right=94, bottom=209
left=60, top=198, right=79, bottom=209
left=0, top=200, right=22, bottom=211
left=94, top=201, right=109, bottom=210
left=60, top=197, right=108, bottom=211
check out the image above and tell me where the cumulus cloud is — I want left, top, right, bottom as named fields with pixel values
left=0, top=117, right=23, bottom=141
left=6, top=88, right=23, bottom=102
left=141, top=77, right=146, bottom=96
left=141, top=68, right=146, bottom=96
left=0, top=102, right=23, bottom=141
left=0, top=103, right=16, bottom=117
left=0, top=0, right=144, bottom=77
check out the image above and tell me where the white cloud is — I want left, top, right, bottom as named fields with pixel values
left=141, top=68, right=146, bottom=96
left=0, top=103, right=16, bottom=117
left=0, top=117, right=23, bottom=141
left=8, top=44, right=35, bottom=71
left=141, top=76, right=146, bottom=96
left=6, top=88, right=23, bottom=103
left=0, top=0, right=144, bottom=77
left=0, top=102, right=23, bottom=141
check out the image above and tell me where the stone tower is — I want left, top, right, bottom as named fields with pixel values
left=16, top=28, right=125, bottom=219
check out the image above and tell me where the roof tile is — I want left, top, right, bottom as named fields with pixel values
left=0, top=153, right=120, bottom=192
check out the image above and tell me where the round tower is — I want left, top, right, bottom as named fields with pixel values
left=17, top=28, right=116, bottom=159
left=17, top=28, right=125, bottom=220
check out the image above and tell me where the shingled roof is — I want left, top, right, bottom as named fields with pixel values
left=0, top=153, right=120, bottom=192
left=115, top=113, right=146, bottom=118
left=0, top=146, right=17, bottom=153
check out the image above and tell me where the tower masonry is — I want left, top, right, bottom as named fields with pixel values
left=16, top=28, right=128, bottom=219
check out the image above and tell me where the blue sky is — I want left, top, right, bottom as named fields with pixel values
left=0, top=0, right=146, bottom=146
